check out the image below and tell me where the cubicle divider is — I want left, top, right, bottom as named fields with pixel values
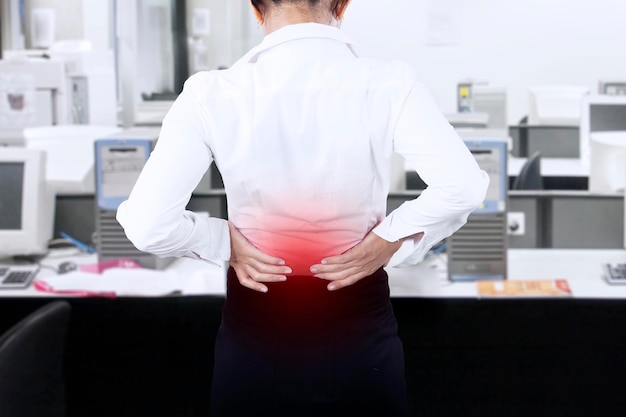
left=388, top=191, right=624, bottom=250
left=56, top=190, right=624, bottom=251
left=54, top=192, right=228, bottom=249
left=509, top=124, right=580, bottom=159
left=507, top=191, right=624, bottom=249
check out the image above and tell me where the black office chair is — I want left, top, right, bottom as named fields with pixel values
left=0, top=301, right=71, bottom=417
left=512, top=151, right=543, bottom=190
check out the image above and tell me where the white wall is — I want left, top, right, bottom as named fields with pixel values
left=341, top=0, right=626, bottom=124
left=81, top=0, right=113, bottom=50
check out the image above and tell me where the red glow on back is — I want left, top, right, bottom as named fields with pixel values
left=240, top=216, right=363, bottom=276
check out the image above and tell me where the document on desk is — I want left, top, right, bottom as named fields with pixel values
left=35, top=269, right=184, bottom=297
left=477, top=279, right=573, bottom=297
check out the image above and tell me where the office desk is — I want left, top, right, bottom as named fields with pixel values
left=1, top=250, right=626, bottom=417
left=388, top=248, right=626, bottom=298
left=10, top=248, right=625, bottom=299
left=1, top=249, right=226, bottom=298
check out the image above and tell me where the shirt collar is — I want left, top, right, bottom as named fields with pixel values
left=238, top=23, right=361, bottom=64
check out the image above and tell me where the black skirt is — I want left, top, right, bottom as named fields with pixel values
left=210, top=267, right=409, bottom=417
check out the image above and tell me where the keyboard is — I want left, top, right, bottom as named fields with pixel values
left=603, top=263, right=626, bottom=285
left=0, top=264, right=40, bottom=289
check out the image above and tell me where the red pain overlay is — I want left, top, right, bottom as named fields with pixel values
left=242, top=225, right=365, bottom=276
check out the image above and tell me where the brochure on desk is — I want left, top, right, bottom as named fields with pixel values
left=477, top=279, right=572, bottom=298
left=33, top=258, right=227, bottom=297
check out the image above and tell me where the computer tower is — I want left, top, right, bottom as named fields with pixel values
left=94, top=135, right=174, bottom=269
left=457, top=79, right=488, bottom=113
left=95, top=208, right=174, bottom=269
left=448, top=139, right=508, bottom=281
left=447, top=212, right=508, bottom=281
left=472, top=86, right=508, bottom=130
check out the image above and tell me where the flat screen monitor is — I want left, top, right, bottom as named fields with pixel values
left=472, top=86, right=507, bottom=130
left=464, top=139, right=508, bottom=214
left=580, top=95, right=626, bottom=167
left=0, top=148, right=55, bottom=260
left=456, top=79, right=488, bottom=113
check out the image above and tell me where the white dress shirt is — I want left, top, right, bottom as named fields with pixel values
left=117, top=23, right=489, bottom=275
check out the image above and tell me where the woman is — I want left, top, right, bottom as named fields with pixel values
left=117, top=0, right=489, bottom=415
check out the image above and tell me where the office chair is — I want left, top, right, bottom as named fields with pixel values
left=512, top=151, right=543, bottom=190
left=0, top=301, right=71, bottom=417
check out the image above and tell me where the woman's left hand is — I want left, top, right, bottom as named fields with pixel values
left=310, top=230, right=404, bottom=291
left=229, top=222, right=292, bottom=293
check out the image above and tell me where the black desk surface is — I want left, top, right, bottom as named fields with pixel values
left=2, top=296, right=625, bottom=417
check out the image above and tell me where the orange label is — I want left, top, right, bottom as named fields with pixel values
left=477, top=279, right=572, bottom=297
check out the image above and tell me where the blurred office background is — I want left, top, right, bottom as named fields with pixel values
left=1, top=0, right=625, bottom=252
left=2, top=4, right=626, bottom=417
left=2, top=0, right=624, bottom=123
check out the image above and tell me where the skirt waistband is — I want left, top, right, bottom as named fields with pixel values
left=224, top=267, right=391, bottom=320
left=221, top=267, right=396, bottom=354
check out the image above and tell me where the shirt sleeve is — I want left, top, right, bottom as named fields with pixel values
left=373, top=80, right=490, bottom=267
left=116, top=75, right=230, bottom=264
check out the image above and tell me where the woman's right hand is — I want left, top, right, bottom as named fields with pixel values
left=228, top=222, right=292, bottom=293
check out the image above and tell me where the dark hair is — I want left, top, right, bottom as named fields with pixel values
left=251, top=0, right=345, bottom=17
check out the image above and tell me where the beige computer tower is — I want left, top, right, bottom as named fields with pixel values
left=447, top=212, right=508, bottom=282
left=447, top=139, right=509, bottom=282
left=95, top=208, right=174, bottom=269
left=94, top=133, right=174, bottom=270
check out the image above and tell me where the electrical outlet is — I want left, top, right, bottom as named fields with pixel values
left=507, top=212, right=526, bottom=236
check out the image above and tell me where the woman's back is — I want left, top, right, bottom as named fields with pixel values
left=194, top=24, right=414, bottom=274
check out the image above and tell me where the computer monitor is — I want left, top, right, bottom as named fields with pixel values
left=472, top=86, right=508, bottom=130
left=457, top=79, right=488, bottom=113
left=579, top=95, right=626, bottom=167
left=0, top=148, right=55, bottom=261
left=589, top=132, right=626, bottom=194
left=94, top=138, right=152, bottom=211
left=447, top=139, right=508, bottom=282
left=528, top=86, right=589, bottom=126
left=465, top=139, right=508, bottom=213
left=456, top=81, right=507, bottom=129
left=457, top=128, right=512, bottom=156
